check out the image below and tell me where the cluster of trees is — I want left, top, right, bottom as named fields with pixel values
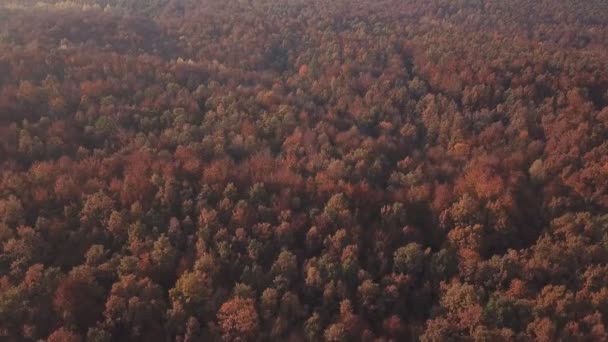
left=1, top=0, right=608, bottom=340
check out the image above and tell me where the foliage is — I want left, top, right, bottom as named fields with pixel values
left=1, top=0, right=608, bottom=340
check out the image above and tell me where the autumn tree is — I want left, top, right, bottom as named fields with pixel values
left=217, top=297, right=260, bottom=342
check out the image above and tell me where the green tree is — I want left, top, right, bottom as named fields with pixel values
left=393, top=242, right=426, bottom=275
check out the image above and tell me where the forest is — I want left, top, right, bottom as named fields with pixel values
left=1, top=0, right=608, bottom=341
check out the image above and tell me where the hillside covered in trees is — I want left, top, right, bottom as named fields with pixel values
left=1, top=0, right=608, bottom=341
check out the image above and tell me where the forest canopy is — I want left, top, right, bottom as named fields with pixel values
left=1, top=0, right=608, bottom=341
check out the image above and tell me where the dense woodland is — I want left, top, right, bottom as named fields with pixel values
left=1, top=0, right=608, bottom=341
